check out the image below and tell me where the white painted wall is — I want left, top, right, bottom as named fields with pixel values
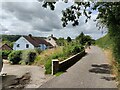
left=13, top=37, right=34, bottom=50
left=45, top=37, right=57, bottom=47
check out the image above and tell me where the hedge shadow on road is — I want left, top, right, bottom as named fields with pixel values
left=89, top=64, right=112, bottom=74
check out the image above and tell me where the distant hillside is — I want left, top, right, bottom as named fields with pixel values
left=1, top=34, right=46, bottom=48
left=2, top=34, right=46, bottom=42
left=2, top=35, right=21, bottom=42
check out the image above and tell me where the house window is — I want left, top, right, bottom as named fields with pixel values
left=17, top=44, right=20, bottom=47
left=26, top=44, right=29, bottom=48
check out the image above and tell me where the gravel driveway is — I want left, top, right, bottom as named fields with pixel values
left=0, top=64, right=53, bottom=89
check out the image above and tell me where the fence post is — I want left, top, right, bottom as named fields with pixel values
left=52, top=59, right=59, bottom=75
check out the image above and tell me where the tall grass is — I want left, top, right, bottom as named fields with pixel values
left=34, top=47, right=64, bottom=74
left=34, top=46, right=64, bottom=66
left=34, top=43, right=84, bottom=74
left=95, top=34, right=113, bottom=49
left=96, top=34, right=120, bottom=88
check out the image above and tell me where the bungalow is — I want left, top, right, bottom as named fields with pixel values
left=45, top=34, right=58, bottom=48
left=13, top=34, right=53, bottom=50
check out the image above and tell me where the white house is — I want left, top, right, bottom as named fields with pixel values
left=45, top=34, right=58, bottom=48
left=13, top=34, right=53, bottom=50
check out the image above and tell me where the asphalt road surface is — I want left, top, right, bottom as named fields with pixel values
left=40, top=46, right=117, bottom=88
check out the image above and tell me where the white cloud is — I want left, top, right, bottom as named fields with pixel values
left=0, top=1, right=107, bottom=39
left=1, top=0, right=38, bottom=2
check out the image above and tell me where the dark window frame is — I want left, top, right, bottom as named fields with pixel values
left=17, top=44, right=20, bottom=47
left=26, top=44, right=29, bottom=48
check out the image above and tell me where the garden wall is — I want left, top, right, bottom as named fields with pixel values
left=52, top=50, right=86, bottom=75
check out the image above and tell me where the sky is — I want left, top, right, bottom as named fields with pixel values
left=0, top=0, right=107, bottom=40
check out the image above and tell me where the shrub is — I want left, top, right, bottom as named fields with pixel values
left=63, top=45, right=72, bottom=57
left=21, top=50, right=37, bottom=65
left=45, top=59, right=52, bottom=74
left=72, top=46, right=81, bottom=54
left=35, top=48, right=42, bottom=54
left=72, top=45, right=84, bottom=54
left=0, top=50, right=12, bottom=59
left=34, top=44, right=84, bottom=74
left=51, top=52, right=64, bottom=59
left=8, top=50, right=22, bottom=64
left=63, top=43, right=84, bottom=57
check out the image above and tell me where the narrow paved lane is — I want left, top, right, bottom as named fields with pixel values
left=40, top=46, right=117, bottom=88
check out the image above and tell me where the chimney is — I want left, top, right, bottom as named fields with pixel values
left=51, top=34, right=53, bottom=37
left=28, top=34, right=32, bottom=37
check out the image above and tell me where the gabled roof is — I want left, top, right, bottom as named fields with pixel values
left=52, top=37, right=57, bottom=40
left=23, top=35, right=53, bottom=47
left=0, top=44, right=13, bottom=50
left=48, top=34, right=57, bottom=41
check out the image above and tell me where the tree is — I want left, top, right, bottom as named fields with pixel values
left=41, top=1, right=92, bottom=27
left=75, top=32, right=93, bottom=45
left=76, top=32, right=84, bottom=40
left=76, top=32, right=85, bottom=45
left=41, top=1, right=120, bottom=28
left=56, top=38, right=66, bottom=46
left=67, top=36, right=72, bottom=42
left=40, top=1, right=120, bottom=62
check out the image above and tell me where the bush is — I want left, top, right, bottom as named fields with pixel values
left=63, top=44, right=73, bottom=57
left=63, top=43, right=84, bottom=57
left=35, top=48, right=42, bottom=54
left=72, top=46, right=81, bottom=54
left=45, top=59, right=52, bottom=74
left=44, top=44, right=84, bottom=74
left=8, top=50, right=22, bottom=64
left=51, top=52, right=64, bottom=59
left=34, top=44, right=84, bottom=74
left=0, top=50, right=12, bottom=59
left=21, top=50, right=37, bottom=65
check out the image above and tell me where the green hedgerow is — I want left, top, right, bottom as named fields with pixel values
left=8, top=50, right=22, bottom=64
left=45, top=59, right=52, bottom=74
left=0, top=50, right=12, bottom=59
left=63, top=43, right=84, bottom=57
left=21, top=49, right=37, bottom=65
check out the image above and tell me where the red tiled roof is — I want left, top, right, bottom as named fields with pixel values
left=23, top=36, right=53, bottom=47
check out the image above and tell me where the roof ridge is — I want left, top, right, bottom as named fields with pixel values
left=23, top=35, right=53, bottom=47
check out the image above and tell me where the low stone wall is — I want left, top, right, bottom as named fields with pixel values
left=52, top=50, right=86, bottom=75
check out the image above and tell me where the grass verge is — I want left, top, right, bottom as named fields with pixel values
left=55, top=72, right=64, bottom=76
left=96, top=34, right=120, bottom=88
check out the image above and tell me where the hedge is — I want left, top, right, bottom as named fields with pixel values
left=0, top=50, right=12, bottom=59
left=8, top=50, right=22, bottom=64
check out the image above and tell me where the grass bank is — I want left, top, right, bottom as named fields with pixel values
left=96, top=34, right=120, bottom=88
